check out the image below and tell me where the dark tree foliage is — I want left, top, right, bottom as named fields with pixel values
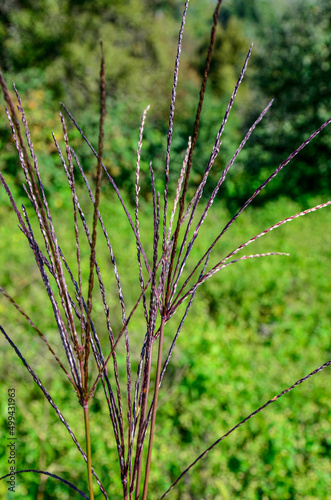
left=0, top=0, right=329, bottom=205
left=0, top=0, right=180, bottom=105
left=232, top=0, right=331, bottom=205
left=0, top=0, right=186, bottom=188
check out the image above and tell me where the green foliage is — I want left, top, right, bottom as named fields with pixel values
left=195, top=15, right=248, bottom=98
left=1, top=0, right=252, bottom=198
left=1, top=195, right=330, bottom=498
left=0, top=1, right=201, bottom=198
left=0, top=0, right=181, bottom=108
left=3, top=1, right=329, bottom=207
left=233, top=0, right=331, bottom=204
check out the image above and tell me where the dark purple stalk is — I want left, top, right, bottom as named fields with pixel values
left=0, top=470, right=89, bottom=499
left=14, top=85, right=81, bottom=362
left=160, top=253, right=210, bottom=384
left=171, top=118, right=331, bottom=312
left=133, top=164, right=161, bottom=498
left=160, top=359, right=331, bottom=498
left=171, top=199, right=331, bottom=313
left=61, top=102, right=152, bottom=279
left=222, top=200, right=331, bottom=264
left=0, top=172, right=81, bottom=389
left=0, top=325, right=109, bottom=499
left=170, top=52, right=266, bottom=301
left=84, top=42, right=107, bottom=397
left=135, top=105, right=150, bottom=323
left=52, top=132, right=126, bottom=470
left=163, top=0, right=189, bottom=252
left=0, top=286, right=74, bottom=385
left=183, top=45, right=253, bottom=221
left=166, top=137, right=191, bottom=247
left=88, top=276, right=153, bottom=399
left=164, top=0, right=223, bottom=309
left=170, top=99, right=274, bottom=303
left=60, top=113, right=86, bottom=347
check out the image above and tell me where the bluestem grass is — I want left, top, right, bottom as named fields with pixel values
left=1, top=0, right=331, bottom=498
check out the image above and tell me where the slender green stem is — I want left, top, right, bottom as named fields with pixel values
left=84, top=404, right=94, bottom=500
left=142, top=317, right=166, bottom=500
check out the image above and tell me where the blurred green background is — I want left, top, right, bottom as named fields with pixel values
left=0, top=0, right=330, bottom=498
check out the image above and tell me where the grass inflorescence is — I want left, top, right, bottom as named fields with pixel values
left=0, top=1, right=330, bottom=498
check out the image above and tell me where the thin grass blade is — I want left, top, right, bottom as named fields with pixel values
left=160, top=359, right=331, bottom=498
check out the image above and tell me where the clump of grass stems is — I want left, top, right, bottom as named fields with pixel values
left=0, top=0, right=331, bottom=498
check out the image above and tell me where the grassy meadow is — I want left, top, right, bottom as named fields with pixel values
left=0, top=181, right=330, bottom=498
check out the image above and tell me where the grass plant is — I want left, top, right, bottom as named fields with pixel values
left=0, top=1, right=330, bottom=498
